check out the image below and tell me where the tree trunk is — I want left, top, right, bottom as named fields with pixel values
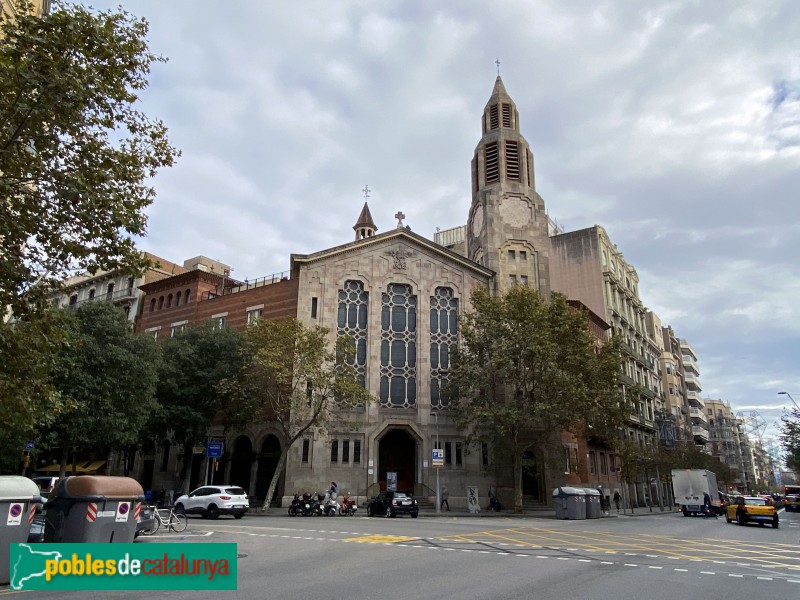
left=513, top=452, right=523, bottom=513
left=261, top=449, right=288, bottom=513
left=58, top=447, right=69, bottom=479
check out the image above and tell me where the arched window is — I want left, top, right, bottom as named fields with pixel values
left=150, top=298, right=156, bottom=312
left=167, top=294, right=173, bottom=308
left=379, top=283, right=417, bottom=408
left=430, top=287, right=458, bottom=409
left=158, top=296, right=164, bottom=310
left=337, top=281, right=368, bottom=389
left=185, top=289, right=191, bottom=304
left=106, top=283, right=114, bottom=300
left=176, top=291, right=182, bottom=305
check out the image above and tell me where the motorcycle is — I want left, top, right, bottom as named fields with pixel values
left=339, top=493, right=358, bottom=516
left=287, top=493, right=302, bottom=516
left=299, top=492, right=320, bottom=517
left=323, top=492, right=339, bottom=517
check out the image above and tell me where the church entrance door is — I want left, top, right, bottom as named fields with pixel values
left=377, top=429, right=416, bottom=493
left=255, top=435, right=282, bottom=506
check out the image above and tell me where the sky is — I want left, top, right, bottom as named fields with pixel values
left=86, top=1, right=799, bottom=454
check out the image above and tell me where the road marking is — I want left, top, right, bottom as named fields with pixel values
left=648, top=566, right=662, bottom=570
left=674, top=569, right=688, bottom=572
left=700, top=571, right=716, bottom=575
left=728, top=574, right=743, bottom=578
left=757, top=577, right=773, bottom=581
left=624, top=564, right=638, bottom=567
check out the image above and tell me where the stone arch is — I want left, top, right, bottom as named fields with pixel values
left=229, top=435, right=254, bottom=492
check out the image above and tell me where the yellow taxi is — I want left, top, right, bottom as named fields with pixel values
left=725, top=496, right=779, bottom=528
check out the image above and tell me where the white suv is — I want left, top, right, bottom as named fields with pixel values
left=174, top=485, right=249, bottom=519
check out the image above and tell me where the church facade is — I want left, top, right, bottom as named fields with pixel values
left=132, top=77, right=614, bottom=509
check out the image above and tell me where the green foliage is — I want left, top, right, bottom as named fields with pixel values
left=148, top=322, right=243, bottom=454
left=446, top=286, right=629, bottom=510
left=0, top=311, right=74, bottom=473
left=781, top=408, right=800, bottom=473
left=0, top=1, right=178, bottom=318
left=47, top=302, right=161, bottom=466
left=220, top=318, right=372, bottom=509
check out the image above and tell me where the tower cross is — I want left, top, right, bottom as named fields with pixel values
left=362, top=184, right=370, bottom=201
left=495, top=58, right=501, bottom=76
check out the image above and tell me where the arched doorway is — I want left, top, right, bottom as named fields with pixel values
left=377, top=429, right=416, bottom=493
left=522, top=450, right=543, bottom=503
left=229, top=436, right=253, bottom=492
left=255, top=435, right=282, bottom=506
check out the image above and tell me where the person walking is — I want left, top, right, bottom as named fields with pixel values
left=613, top=490, right=621, bottom=513
left=440, top=485, right=450, bottom=511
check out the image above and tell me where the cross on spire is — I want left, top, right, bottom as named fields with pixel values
left=495, top=58, right=501, bottom=76
left=362, top=184, right=370, bottom=201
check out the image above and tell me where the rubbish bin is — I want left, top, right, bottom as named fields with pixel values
left=0, top=476, right=41, bottom=585
left=44, top=475, right=145, bottom=543
left=584, top=488, right=601, bottom=519
left=552, top=487, right=586, bottom=519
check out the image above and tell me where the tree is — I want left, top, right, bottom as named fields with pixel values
left=446, top=286, right=630, bottom=512
left=0, top=311, right=74, bottom=473
left=47, top=301, right=161, bottom=476
left=780, top=408, right=800, bottom=474
left=147, top=322, right=244, bottom=490
left=0, top=1, right=178, bottom=318
left=220, top=318, right=372, bottom=511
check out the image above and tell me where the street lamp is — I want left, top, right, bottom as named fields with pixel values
left=778, top=391, right=800, bottom=411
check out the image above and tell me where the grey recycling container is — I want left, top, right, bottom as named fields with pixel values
left=552, top=488, right=568, bottom=520
left=0, top=476, right=41, bottom=585
left=553, top=487, right=586, bottom=519
left=44, top=476, right=145, bottom=543
left=583, top=488, right=601, bottom=519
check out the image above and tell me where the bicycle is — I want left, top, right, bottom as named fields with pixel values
left=140, top=506, right=188, bottom=535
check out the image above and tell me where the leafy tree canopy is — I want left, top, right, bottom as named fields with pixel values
left=446, top=286, right=630, bottom=510
left=781, top=408, right=800, bottom=474
left=0, top=1, right=178, bottom=318
left=46, top=302, right=161, bottom=473
left=220, top=318, right=373, bottom=509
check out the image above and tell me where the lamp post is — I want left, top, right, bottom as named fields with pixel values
left=778, top=391, right=800, bottom=411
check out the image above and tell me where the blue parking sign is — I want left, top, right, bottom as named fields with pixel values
left=207, top=441, right=223, bottom=458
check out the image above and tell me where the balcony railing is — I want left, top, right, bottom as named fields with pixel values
left=67, top=287, right=137, bottom=309
left=692, top=426, right=709, bottom=442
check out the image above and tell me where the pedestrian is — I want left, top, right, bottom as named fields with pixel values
left=613, top=490, right=621, bottom=513
left=702, top=492, right=717, bottom=519
left=329, top=481, right=338, bottom=497
left=440, top=485, right=450, bottom=511
left=488, top=483, right=500, bottom=511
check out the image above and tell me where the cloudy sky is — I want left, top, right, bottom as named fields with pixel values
left=89, top=1, right=798, bottom=451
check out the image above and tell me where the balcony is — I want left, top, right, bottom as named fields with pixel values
left=692, top=426, right=709, bottom=443
left=689, top=407, right=707, bottom=423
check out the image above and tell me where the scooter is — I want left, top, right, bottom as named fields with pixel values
left=339, top=493, right=358, bottom=516
left=287, top=493, right=302, bottom=516
left=322, top=492, right=339, bottom=517
left=300, top=492, right=319, bottom=517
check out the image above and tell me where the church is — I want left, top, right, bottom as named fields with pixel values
left=134, top=76, right=604, bottom=510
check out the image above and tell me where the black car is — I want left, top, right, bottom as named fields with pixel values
left=367, top=491, right=418, bottom=518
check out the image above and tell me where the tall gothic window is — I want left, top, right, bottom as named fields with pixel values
left=337, top=281, right=368, bottom=388
left=380, top=283, right=417, bottom=408
left=430, top=287, right=458, bottom=409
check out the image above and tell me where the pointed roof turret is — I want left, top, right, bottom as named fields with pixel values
left=481, top=75, right=519, bottom=133
left=353, top=201, right=377, bottom=240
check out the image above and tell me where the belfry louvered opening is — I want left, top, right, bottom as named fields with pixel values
left=502, top=103, right=512, bottom=128
left=505, top=141, right=520, bottom=181
left=485, top=142, right=499, bottom=184
left=490, top=104, right=499, bottom=129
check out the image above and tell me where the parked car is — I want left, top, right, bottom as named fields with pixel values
left=135, top=504, right=157, bottom=538
left=725, top=496, right=779, bottom=528
left=366, top=491, right=419, bottom=518
left=784, top=494, right=800, bottom=512
left=174, top=485, right=249, bottom=519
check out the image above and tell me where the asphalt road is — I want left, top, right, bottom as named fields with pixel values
left=3, top=507, right=799, bottom=599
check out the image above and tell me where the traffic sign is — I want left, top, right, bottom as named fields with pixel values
left=432, top=448, right=444, bottom=468
left=207, top=441, right=224, bottom=458
left=24, top=440, right=34, bottom=451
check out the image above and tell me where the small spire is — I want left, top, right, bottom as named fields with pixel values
left=354, top=199, right=377, bottom=240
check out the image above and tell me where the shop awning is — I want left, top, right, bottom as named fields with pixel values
left=77, top=461, right=107, bottom=473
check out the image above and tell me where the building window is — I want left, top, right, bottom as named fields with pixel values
left=342, top=440, right=350, bottom=464
left=185, top=289, right=191, bottom=304
left=302, top=439, right=310, bottom=464
left=330, top=439, right=338, bottom=463
left=519, top=250, right=527, bottom=261
left=151, top=330, right=159, bottom=341
left=106, top=283, right=114, bottom=300
left=353, top=440, right=361, bottom=464
left=88, top=289, right=95, bottom=299
left=444, top=441, right=452, bottom=466
left=589, top=450, right=597, bottom=475
left=455, top=442, right=463, bottom=467
left=609, top=454, right=616, bottom=474
left=502, top=102, right=512, bottom=128
left=158, top=296, right=164, bottom=310
left=485, top=142, right=499, bottom=184
left=69, top=294, right=78, bottom=306
left=380, top=283, right=417, bottom=408
left=213, top=316, right=226, bottom=329
left=167, top=293, right=173, bottom=308
left=430, top=287, right=458, bottom=409
left=150, top=298, right=156, bottom=312
left=176, top=291, right=182, bottom=305
left=338, top=281, right=368, bottom=389
left=508, top=250, right=515, bottom=260
left=311, top=297, right=318, bottom=318
left=247, top=308, right=262, bottom=325
left=127, top=277, right=135, bottom=293
left=520, top=275, right=528, bottom=285
left=508, top=275, right=516, bottom=285
left=600, top=453, right=608, bottom=475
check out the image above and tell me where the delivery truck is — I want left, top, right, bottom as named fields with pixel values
left=671, top=469, right=720, bottom=516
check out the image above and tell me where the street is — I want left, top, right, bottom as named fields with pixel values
left=3, top=508, right=799, bottom=599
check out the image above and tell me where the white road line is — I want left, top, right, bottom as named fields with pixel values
left=728, top=574, right=743, bottom=578
left=600, top=561, right=614, bottom=565
left=757, top=577, right=772, bottom=581
left=674, top=569, right=688, bottom=572
left=648, top=566, right=662, bottom=570
left=624, top=564, right=638, bottom=567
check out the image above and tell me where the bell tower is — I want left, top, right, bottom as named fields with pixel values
left=466, top=77, right=550, bottom=297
